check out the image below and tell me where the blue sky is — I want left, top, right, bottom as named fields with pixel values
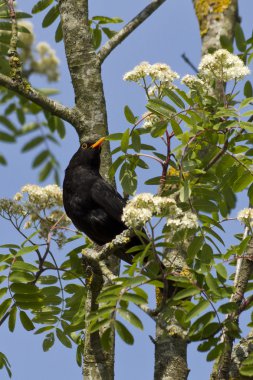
left=1, top=1, right=253, bottom=379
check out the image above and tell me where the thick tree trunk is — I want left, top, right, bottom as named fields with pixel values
left=58, top=1, right=118, bottom=379
left=154, top=248, right=189, bottom=380
left=193, top=0, right=238, bottom=55
left=154, top=314, right=189, bottom=380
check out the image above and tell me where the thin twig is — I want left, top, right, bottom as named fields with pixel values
left=0, top=73, right=77, bottom=126
left=98, top=0, right=167, bottom=63
left=181, top=53, right=198, bottom=73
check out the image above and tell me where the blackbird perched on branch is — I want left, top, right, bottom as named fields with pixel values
left=63, top=137, right=143, bottom=263
left=63, top=137, right=176, bottom=299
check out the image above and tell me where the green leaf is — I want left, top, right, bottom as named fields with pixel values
left=121, top=293, right=147, bottom=305
left=218, top=302, right=237, bottom=314
left=92, top=16, right=123, bottom=24
left=39, top=161, right=53, bottom=181
left=0, top=115, right=16, bottom=132
left=170, top=119, right=183, bottom=135
left=21, top=136, right=44, bottom=152
left=9, top=271, right=34, bottom=283
left=215, top=263, right=227, bottom=280
left=244, top=81, right=253, bottom=98
left=206, top=273, right=220, bottom=296
left=207, top=344, right=224, bottom=362
left=107, top=133, right=123, bottom=140
left=92, top=27, right=102, bottom=49
left=220, top=35, right=233, bottom=52
left=131, top=130, right=141, bottom=152
left=187, top=236, right=204, bottom=260
left=32, top=150, right=50, bottom=168
left=12, top=261, right=38, bottom=272
left=120, top=163, right=137, bottom=195
left=32, top=0, right=53, bottom=14
left=114, top=320, right=134, bottom=345
left=239, top=97, right=253, bottom=109
left=121, top=128, right=130, bottom=153
left=16, top=245, right=39, bottom=257
left=0, top=131, right=15, bottom=142
left=150, top=121, right=168, bottom=137
left=101, top=327, right=113, bottom=352
left=0, top=288, right=7, bottom=299
left=0, top=299, right=11, bottom=320
left=117, top=308, right=143, bottom=330
left=0, top=155, right=7, bottom=165
left=185, top=300, right=209, bottom=323
left=173, top=287, right=200, bottom=301
left=124, top=105, right=136, bottom=124
left=198, top=244, right=213, bottom=264
left=240, top=352, right=253, bottom=376
left=19, top=310, right=35, bottom=331
left=43, top=332, right=55, bottom=352
left=42, top=5, right=59, bottom=28
left=146, top=98, right=176, bottom=118
left=235, top=23, right=246, bottom=52
left=56, top=118, right=65, bottom=139
left=56, top=328, right=72, bottom=348
left=8, top=305, right=17, bottom=332
left=10, top=283, right=40, bottom=294
left=102, top=27, right=117, bottom=39
left=164, top=88, right=185, bottom=109
left=233, top=172, right=253, bottom=192
left=55, top=21, right=63, bottom=42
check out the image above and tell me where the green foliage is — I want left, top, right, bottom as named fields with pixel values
left=89, top=15, right=123, bottom=50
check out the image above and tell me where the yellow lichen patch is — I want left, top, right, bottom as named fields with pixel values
left=86, top=273, right=94, bottom=286
left=156, top=287, right=163, bottom=306
left=194, top=0, right=231, bottom=36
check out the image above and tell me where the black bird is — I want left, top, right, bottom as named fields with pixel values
left=63, top=138, right=176, bottom=298
left=63, top=137, right=142, bottom=263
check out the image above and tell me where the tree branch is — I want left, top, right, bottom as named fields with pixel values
left=211, top=237, right=253, bottom=380
left=0, top=73, right=77, bottom=126
left=98, top=0, right=167, bottom=63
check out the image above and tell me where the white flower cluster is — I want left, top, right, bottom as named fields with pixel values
left=32, top=42, right=60, bottom=82
left=142, top=112, right=164, bottom=129
left=181, top=74, right=205, bottom=89
left=16, top=184, right=63, bottom=209
left=166, top=211, right=198, bottom=231
left=198, top=49, right=250, bottom=82
left=123, top=61, right=179, bottom=89
left=122, top=193, right=178, bottom=228
left=11, top=184, right=70, bottom=247
left=18, top=21, right=34, bottom=48
left=237, top=208, right=253, bottom=226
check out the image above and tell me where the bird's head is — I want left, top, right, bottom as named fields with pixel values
left=68, top=137, right=105, bottom=171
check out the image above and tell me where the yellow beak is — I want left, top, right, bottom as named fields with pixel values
left=91, top=137, right=106, bottom=149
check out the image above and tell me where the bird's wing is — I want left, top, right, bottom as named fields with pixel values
left=91, top=178, right=126, bottom=223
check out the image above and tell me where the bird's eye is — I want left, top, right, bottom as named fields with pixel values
left=81, top=143, right=88, bottom=150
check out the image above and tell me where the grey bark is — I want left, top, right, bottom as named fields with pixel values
left=193, top=0, right=238, bottom=56
left=58, top=1, right=117, bottom=379
left=154, top=247, right=189, bottom=380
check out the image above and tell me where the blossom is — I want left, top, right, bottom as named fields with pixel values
left=122, top=193, right=178, bottom=228
left=122, top=207, right=152, bottom=228
left=181, top=74, right=204, bottom=89
left=198, top=49, right=250, bottom=82
left=32, top=42, right=60, bottom=81
left=166, top=211, right=198, bottom=231
left=142, top=112, right=164, bottom=129
left=149, top=63, right=179, bottom=83
left=237, top=208, right=253, bottom=226
left=123, top=61, right=151, bottom=81
left=123, top=61, right=179, bottom=89
left=20, top=184, right=63, bottom=208
left=18, top=21, right=34, bottom=47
